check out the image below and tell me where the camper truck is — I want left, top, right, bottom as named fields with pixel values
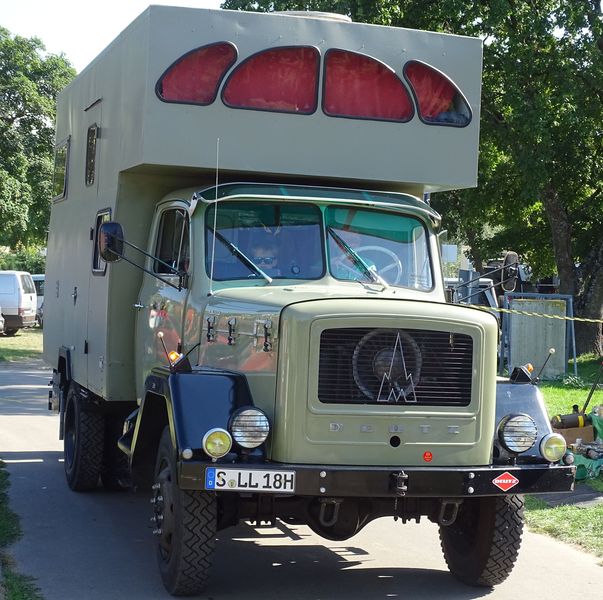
left=44, top=7, right=574, bottom=596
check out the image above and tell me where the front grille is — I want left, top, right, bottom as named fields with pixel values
left=318, top=328, right=473, bottom=406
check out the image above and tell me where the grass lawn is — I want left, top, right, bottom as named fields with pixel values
left=528, top=353, right=603, bottom=562
left=539, top=353, right=602, bottom=416
left=0, top=328, right=43, bottom=362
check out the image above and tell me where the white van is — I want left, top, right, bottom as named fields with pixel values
left=0, top=271, right=37, bottom=335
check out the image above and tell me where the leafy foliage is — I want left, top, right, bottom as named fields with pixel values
left=0, top=245, right=45, bottom=273
left=0, top=27, right=75, bottom=247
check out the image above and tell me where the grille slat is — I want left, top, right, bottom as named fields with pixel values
left=318, top=328, right=473, bottom=406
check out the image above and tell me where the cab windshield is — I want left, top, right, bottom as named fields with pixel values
left=205, top=201, right=433, bottom=290
left=206, top=202, right=324, bottom=280
left=326, top=206, right=433, bottom=290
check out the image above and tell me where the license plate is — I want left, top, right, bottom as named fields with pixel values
left=205, top=467, right=295, bottom=493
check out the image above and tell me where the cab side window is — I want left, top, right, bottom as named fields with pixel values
left=92, top=209, right=111, bottom=274
left=154, top=209, right=190, bottom=274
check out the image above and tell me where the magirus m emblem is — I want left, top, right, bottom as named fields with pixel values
left=352, top=329, right=422, bottom=403
left=376, top=332, right=418, bottom=402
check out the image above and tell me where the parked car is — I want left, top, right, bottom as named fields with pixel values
left=32, top=274, right=45, bottom=327
left=0, top=271, right=37, bottom=336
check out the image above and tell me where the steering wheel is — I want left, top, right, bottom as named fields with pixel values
left=333, top=245, right=403, bottom=285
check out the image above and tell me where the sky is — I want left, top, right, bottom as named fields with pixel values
left=1, top=1, right=222, bottom=72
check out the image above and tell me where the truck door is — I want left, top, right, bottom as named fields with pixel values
left=71, top=107, right=102, bottom=386
left=135, top=202, right=191, bottom=398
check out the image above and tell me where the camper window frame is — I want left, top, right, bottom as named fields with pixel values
left=321, top=48, right=415, bottom=124
left=221, top=45, right=321, bottom=116
left=402, top=60, right=472, bottom=129
left=85, top=124, right=99, bottom=187
left=52, top=136, right=71, bottom=202
left=155, top=41, right=238, bottom=107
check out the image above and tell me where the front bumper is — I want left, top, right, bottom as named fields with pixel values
left=3, top=314, right=36, bottom=328
left=179, top=462, right=575, bottom=497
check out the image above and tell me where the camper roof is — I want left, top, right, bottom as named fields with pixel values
left=56, top=7, right=483, bottom=193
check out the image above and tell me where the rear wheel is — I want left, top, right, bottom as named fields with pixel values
left=153, top=427, right=217, bottom=596
left=63, top=384, right=104, bottom=491
left=4, top=328, right=18, bottom=336
left=439, top=495, right=524, bottom=587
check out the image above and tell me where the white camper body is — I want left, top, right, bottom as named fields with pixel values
left=44, top=6, right=482, bottom=404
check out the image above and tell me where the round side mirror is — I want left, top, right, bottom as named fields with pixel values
left=502, top=251, right=519, bottom=292
left=99, top=221, right=124, bottom=263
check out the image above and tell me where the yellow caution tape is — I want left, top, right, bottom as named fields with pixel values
left=475, top=305, right=603, bottom=324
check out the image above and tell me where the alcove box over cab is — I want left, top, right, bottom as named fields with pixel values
left=44, top=7, right=574, bottom=596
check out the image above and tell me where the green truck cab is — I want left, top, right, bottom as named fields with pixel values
left=44, top=7, right=574, bottom=596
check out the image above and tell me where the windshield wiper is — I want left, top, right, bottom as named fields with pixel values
left=210, top=230, right=272, bottom=284
left=327, top=227, right=389, bottom=289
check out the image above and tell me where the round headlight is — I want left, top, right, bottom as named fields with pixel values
left=230, top=408, right=270, bottom=449
left=540, top=433, right=567, bottom=463
left=202, top=428, right=232, bottom=459
left=498, top=413, right=538, bottom=454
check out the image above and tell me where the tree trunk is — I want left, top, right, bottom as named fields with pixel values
left=465, top=229, right=484, bottom=273
left=575, top=239, right=603, bottom=356
left=542, top=186, right=576, bottom=296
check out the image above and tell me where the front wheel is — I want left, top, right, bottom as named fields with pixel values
left=439, top=494, right=524, bottom=587
left=153, top=427, right=217, bottom=596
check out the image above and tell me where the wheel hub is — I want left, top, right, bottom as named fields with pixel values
left=153, top=466, right=175, bottom=559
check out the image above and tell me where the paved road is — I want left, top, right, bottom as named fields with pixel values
left=1, top=360, right=603, bottom=600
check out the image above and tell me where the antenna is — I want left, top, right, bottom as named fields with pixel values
left=533, top=347, right=555, bottom=382
left=209, top=138, right=220, bottom=296
left=157, top=332, right=171, bottom=364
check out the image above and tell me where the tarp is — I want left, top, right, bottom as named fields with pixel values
left=590, top=412, right=603, bottom=441
left=573, top=453, right=603, bottom=481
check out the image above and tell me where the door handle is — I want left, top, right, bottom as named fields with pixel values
left=133, top=302, right=145, bottom=310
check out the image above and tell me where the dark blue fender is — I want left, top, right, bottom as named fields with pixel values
left=494, top=379, right=553, bottom=461
left=128, top=366, right=260, bottom=487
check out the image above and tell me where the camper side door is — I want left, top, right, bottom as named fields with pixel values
left=134, top=201, right=191, bottom=398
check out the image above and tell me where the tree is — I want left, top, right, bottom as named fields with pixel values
left=0, top=27, right=75, bottom=247
left=222, top=0, right=603, bottom=354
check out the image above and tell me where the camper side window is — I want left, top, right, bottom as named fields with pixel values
left=52, top=137, right=70, bottom=200
left=85, top=125, right=99, bottom=186
left=154, top=209, right=190, bottom=274
left=92, top=209, right=111, bottom=274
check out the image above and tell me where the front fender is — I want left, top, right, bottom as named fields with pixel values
left=494, top=380, right=553, bottom=462
left=132, top=367, right=259, bottom=473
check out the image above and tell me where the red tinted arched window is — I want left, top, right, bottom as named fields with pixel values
left=323, top=50, right=413, bottom=122
left=156, top=42, right=237, bottom=105
left=404, top=61, right=471, bottom=126
left=222, top=47, right=319, bottom=114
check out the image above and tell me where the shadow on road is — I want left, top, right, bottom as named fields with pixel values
left=2, top=450, right=493, bottom=600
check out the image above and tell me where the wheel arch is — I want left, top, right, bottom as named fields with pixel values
left=130, top=367, right=259, bottom=487
left=130, top=390, right=170, bottom=489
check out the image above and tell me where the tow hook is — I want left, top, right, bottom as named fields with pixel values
left=318, top=497, right=343, bottom=527
left=390, top=471, right=409, bottom=496
left=438, top=499, right=463, bottom=526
